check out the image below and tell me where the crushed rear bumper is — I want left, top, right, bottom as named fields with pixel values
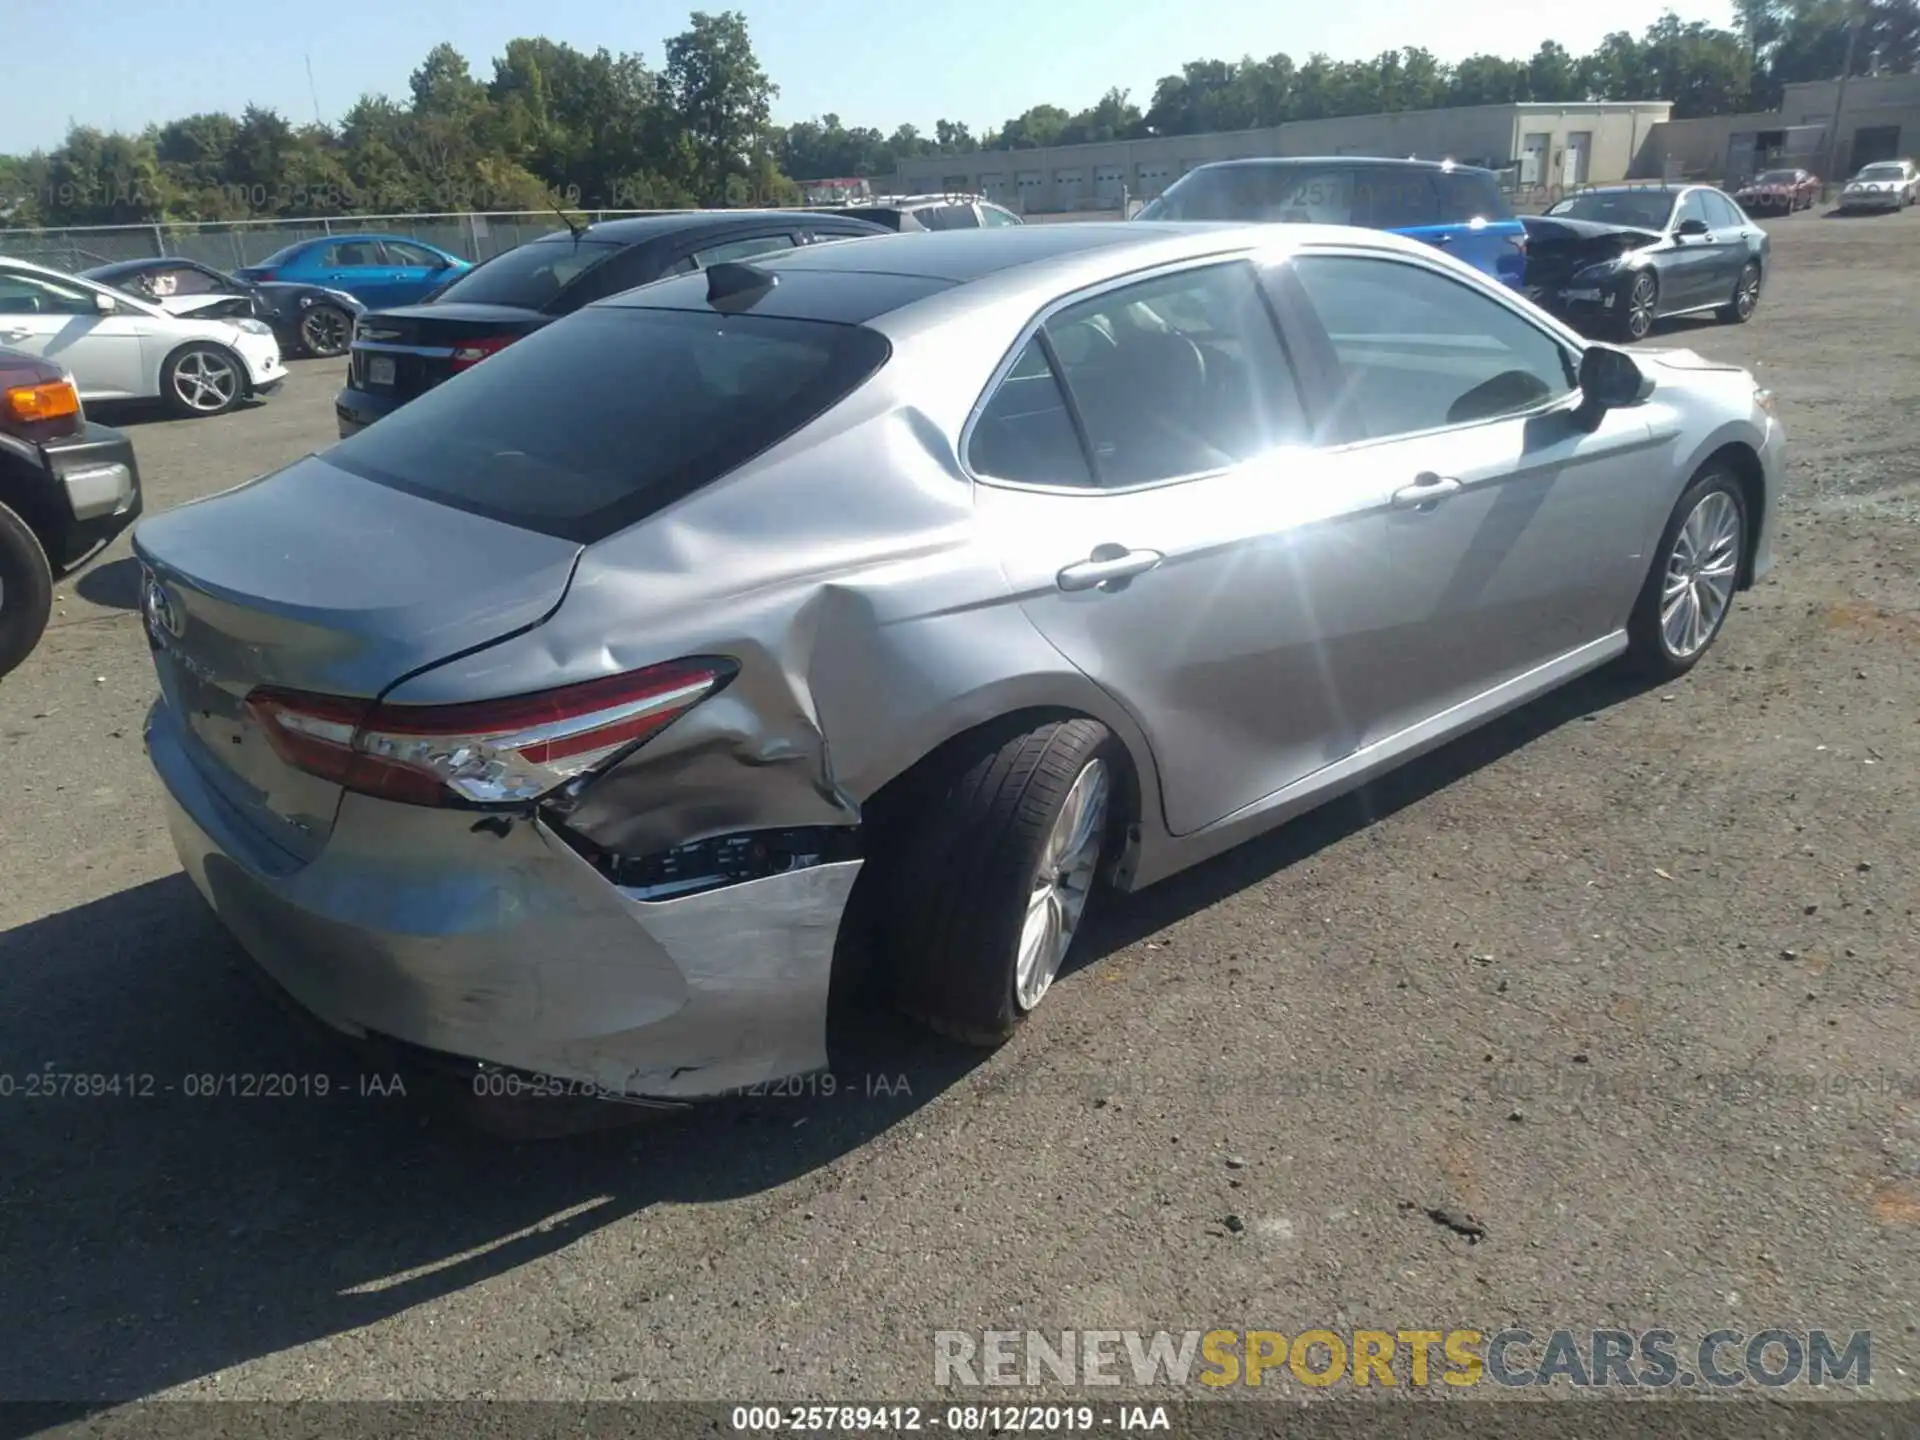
left=145, top=697, right=862, bottom=1101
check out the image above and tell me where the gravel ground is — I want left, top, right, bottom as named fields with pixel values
left=0, top=207, right=1915, bottom=1407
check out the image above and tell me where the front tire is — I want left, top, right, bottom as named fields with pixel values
left=0, top=500, right=54, bottom=680
left=1720, top=262, right=1762, bottom=324
left=887, top=718, right=1120, bottom=1045
left=298, top=303, right=353, bottom=358
left=161, top=344, right=243, bottom=417
left=1615, top=271, right=1658, bottom=342
left=1626, top=466, right=1747, bottom=681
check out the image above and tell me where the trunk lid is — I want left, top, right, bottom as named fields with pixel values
left=134, top=453, right=581, bottom=860
left=348, top=303, right=550, bottom=403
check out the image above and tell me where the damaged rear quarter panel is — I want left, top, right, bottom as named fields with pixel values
left=377, top=364, right=1160, bottom=860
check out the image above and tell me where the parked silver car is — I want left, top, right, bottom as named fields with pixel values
left=136, top=223, right=1783, bottom=1100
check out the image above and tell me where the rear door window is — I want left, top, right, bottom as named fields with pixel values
left=969, top=261, right=1308, bottom=489
left=692, top=233, right=798, bottom=267
left=1434, top=170, right=1516, bottom=223
left=325, top=307, right=891, bottom=543
left=429, top=238, right=626, bottom=310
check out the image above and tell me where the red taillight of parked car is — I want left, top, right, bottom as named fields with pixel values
left=245, top=658, right=736, bottom=807
left=448, top=335, right=520, bottom=373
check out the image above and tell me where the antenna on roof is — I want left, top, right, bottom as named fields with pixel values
left=706, top=261, right=778, bottom=309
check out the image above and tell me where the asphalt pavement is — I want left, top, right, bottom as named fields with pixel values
left=1, top=209, right=1914, bottom=1405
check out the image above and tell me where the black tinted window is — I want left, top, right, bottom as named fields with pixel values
left=431, top=238, right=625, bottom=310
left=1434, top=171, right=1516, bottom=223
left=968, top=339, right=1093, bottom=487
left=325, top=308, right=891, bottom=543
left=1293, top=255, right=1576, bottom=439
left=1548, top=190, right=1677, bottom=230
left=919, top=204, right=980, bottom=230
left=1702, top=191, right=1744, bottom=228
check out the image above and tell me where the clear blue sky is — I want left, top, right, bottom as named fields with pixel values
left=5, top=0, right=1734, bottom=154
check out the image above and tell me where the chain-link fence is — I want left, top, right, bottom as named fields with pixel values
left=0, top=210, right=680, bottom=272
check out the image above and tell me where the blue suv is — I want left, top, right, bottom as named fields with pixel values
left=1135, top=157, right=1527, bottom=291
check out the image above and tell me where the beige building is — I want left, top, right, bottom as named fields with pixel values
left=893, top=101, right=1673, bottom=212
left=1636, top=75, right=1920, bottom=183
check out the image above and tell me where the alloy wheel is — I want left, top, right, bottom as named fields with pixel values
left=1626, top=275, right=1657, bottom=340
left=1735, top=267, right=1761, bottom=319
left=173, top=350, right=237, bottom=412
left=301, top=307, right=350, bottom=357
left=1013, top=757, right=1110, bottom=1012
left=1660, top=490, right=1742, bottom=660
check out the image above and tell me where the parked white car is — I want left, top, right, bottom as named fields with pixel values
left=1839, top=159, right=1919, bottom=212
left=0, top=256, right=286, bottom=417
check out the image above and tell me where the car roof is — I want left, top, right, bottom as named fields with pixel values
left=602, top=221, right=1436, bottom=329
left=1192, top=155, right=1502, bottom=177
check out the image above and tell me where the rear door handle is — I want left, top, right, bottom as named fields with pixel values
left=1057, top=546, right=1164, bottom=593
left=1390, top=473, right=1463, bottom=510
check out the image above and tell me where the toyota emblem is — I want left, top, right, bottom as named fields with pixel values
left=143, top=576, right=183, bottom=641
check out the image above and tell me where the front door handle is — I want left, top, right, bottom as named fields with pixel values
left=1057, top=545, right=1164, bottom=593
left=1390, top=473, right=1463, bottom=510
left=0, top=328, right=28, bottom=342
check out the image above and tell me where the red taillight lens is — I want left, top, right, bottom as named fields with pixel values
left=246, top=658, right=734, bottom=808
left=448, top=335, right=518, bottom=372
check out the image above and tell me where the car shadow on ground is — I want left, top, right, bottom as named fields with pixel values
left=72, top=555, right=141, bottom=609
left=0, top=660, right=1654, bottom=1406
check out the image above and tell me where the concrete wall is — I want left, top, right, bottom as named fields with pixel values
left=1637, top=77, right=1920, bottom=184
left=893, top=102, right=1671, bottom=212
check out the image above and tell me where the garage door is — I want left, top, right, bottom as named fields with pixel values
left=979, top=173, right=1010, bottom=202
left=1053, top=169, right=1086, bottom=208
left=1094, top=165, right=1125, bottom=203
left=1137, top=163, right=1174, bottom=197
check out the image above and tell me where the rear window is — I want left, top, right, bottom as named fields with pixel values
left=1136, top=165, right=1511, bottom=228
left=430, top=237, right=626, bottom=311
left=324, top=307, right=891, bottom=544
left=253, top=242, right=306, bottom=268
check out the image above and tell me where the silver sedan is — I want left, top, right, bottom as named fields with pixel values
left=134, top=222, right=1784, bottom=1100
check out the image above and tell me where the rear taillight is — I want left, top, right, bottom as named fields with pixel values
left=448, top=335, right=518, bottom=372
left=246, top=658, right=735, bottom=807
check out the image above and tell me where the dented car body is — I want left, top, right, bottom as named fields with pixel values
left=137, top=222, right=1785, bottom=1101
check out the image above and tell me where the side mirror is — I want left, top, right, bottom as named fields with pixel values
left=1675, top=217, right=1710, bottom=237
left=1575, top=344, right=1652, bottom=427
left=93, top=291, right=118, bottom=314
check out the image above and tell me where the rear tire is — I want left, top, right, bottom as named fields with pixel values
left=1719, top=262, right=1762, bottom=324
left=886, top=718, right=1120, bottom=1046
left=298, top=303, right=353, bottom=358
left=1625, top=465, right=1748, bottom=682
left=0, top=500, right=54, bottom=680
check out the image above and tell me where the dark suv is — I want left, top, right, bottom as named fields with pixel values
left=1135, top=157, right=1527, bottom=290
left=811, top=194, right=1025, bottom=231
left=0, top=347, right=142, bottom=677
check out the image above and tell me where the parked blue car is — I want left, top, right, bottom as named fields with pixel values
left=233, top=233, right=471, bottom=309
left=1135, top=157, right=1528, bottom=291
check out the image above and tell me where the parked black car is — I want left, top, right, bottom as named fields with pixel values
left=80, top=256, right=366, bottom=358
left=1523, top=184, right=1770, bottom=342
left=0, top=347, right=142, bottom=677
left=334, top=209, right=889, bottom=437
left=806, top=193, right=1024, bottom=230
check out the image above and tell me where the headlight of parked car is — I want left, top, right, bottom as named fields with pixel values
left=236, top=319, right=273, bottom=336
left=1573, top=257, right=1629, bottom=281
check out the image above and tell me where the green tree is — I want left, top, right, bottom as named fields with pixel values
left=664, top=10, right=778, bottom=204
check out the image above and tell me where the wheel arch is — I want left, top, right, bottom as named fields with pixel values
left=856, top=696, right=1152, bottom=889
left=1693, top=440, right=1768, bottom=590
left=159, top=338, right=255, bottom=402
